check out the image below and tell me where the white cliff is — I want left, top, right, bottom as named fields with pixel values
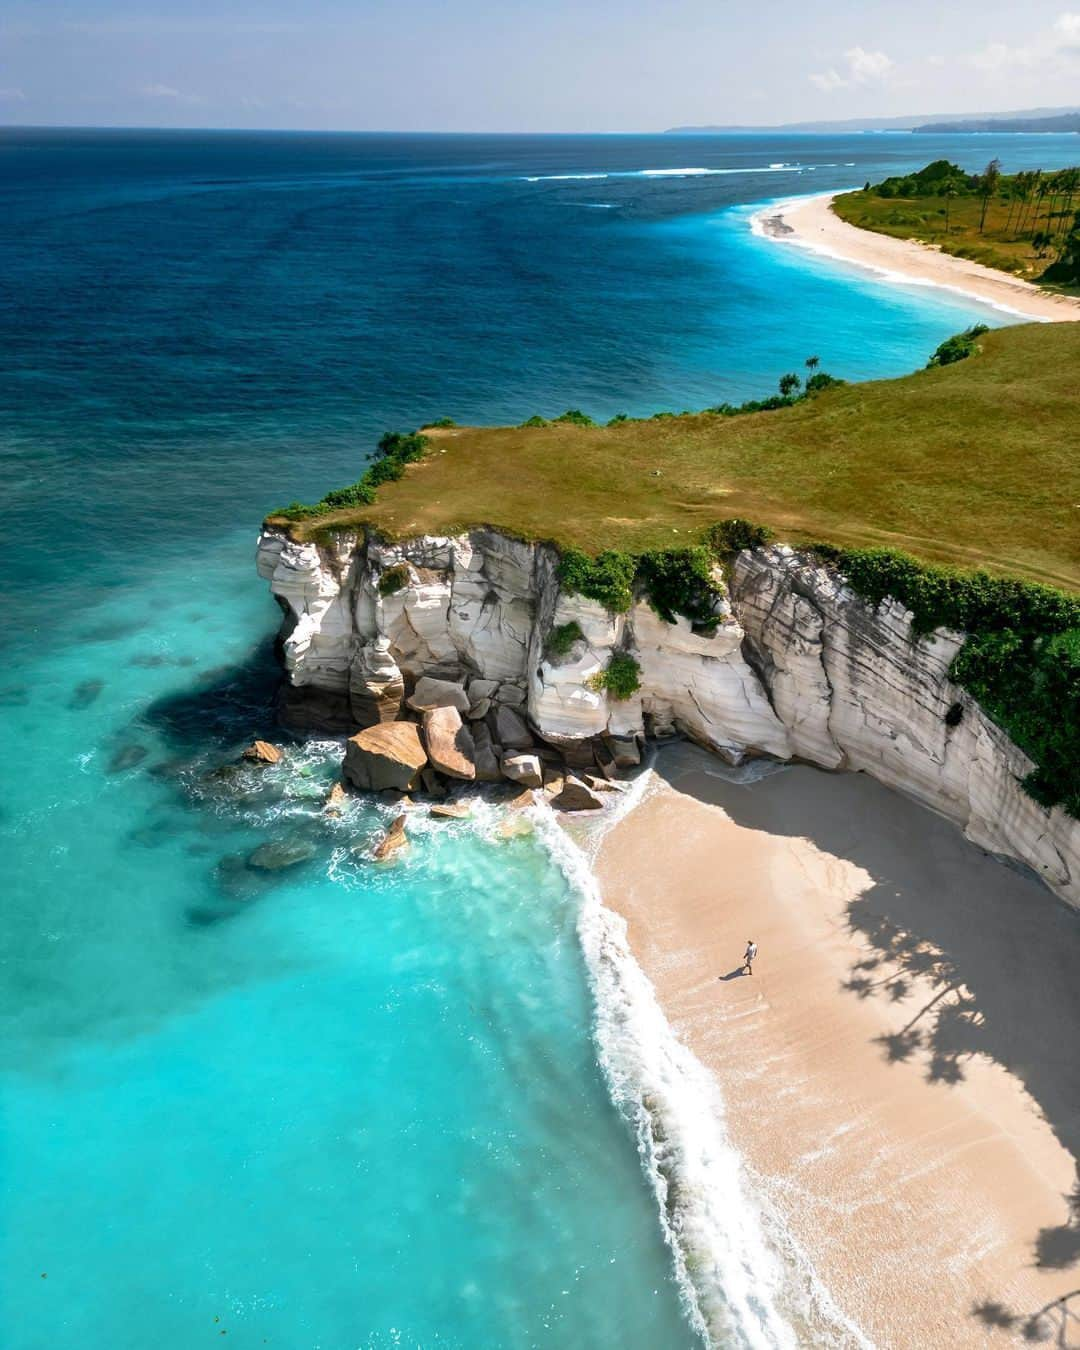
left=257, top=525, right=1079, bottom=909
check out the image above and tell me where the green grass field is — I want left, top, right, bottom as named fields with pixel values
left=270, top=324, right=1080, bottom=591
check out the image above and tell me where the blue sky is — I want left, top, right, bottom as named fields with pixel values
left=4, top=0, right=1080, bottom=131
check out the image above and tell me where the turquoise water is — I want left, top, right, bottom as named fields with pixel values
left=5, top=130, right=1080, bottom=1348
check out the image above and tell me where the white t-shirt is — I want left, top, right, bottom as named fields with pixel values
left=745, top=944, right=758, bottom=962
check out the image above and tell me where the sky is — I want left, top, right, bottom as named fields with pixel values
left=4, top=0, right=1080, bottom=132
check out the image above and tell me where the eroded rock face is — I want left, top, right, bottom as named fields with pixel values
left=344, top=722, right=427, bottom=792
left=259, top=526, right=1079, bottom=909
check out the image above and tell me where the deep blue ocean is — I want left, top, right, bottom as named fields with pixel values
left=3, top=128, right=1079, bottom=1349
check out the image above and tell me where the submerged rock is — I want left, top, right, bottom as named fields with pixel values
left=107, top=743, right=149, bottom=774
left=344, top=722, right=427, bottom=792
left=373, top=813, right=409, bottom=860
left=247, top=838, right=318, bottom=871
left=430, top=802, right=472, bottom=820
left=67, top=679, right=104, bottom=711
left=324, top=781, right=349, bottom=814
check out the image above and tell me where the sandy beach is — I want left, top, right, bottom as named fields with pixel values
left=757, top=193, right=1080, bottom=324
left=595, top=744, right=1080, bottom=1347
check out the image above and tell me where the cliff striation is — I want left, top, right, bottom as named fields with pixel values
left=257, top=526, right=1079, bottom=908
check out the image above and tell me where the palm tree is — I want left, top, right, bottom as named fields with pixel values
left=978, top=158, right=1002, bottom=234
left=805, top=355, right=820, bottom=374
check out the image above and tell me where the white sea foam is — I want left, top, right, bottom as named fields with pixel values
left=523, top=173, right=610, bottom=181
left=531, top=770, right=872, bottom=1349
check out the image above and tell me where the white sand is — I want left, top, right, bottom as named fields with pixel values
left=595, top=745, right=1080, bottom=1347
left=757, top=193, right=1080, bottom=324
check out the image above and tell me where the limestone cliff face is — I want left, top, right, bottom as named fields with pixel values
left=257, top=526, right=1079, bottom=908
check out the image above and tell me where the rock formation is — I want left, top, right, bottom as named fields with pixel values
left=258, top=526, right=1079, bottom=908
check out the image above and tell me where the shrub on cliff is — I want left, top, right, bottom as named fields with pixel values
left=553, top=409, right=597, bottom=427
left=378, top=564, right=410, bottom=596
left=588, top=652, right=641, bottom=701
left=557, top=548, right=637, bottom=612
left=545, top=620, right=585, bottom=660
left=927, top=324, right=990, bottom=368
left=638, top=547, right=723, bottom=627
left=705, top=519, right=774, bottom=555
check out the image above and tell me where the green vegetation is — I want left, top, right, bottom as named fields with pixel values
left=545, top=620, right=585, bottom=659
left=554, top=409, right=597, bottom=427
left=706, top=519, right=775, bottom=554
left=927, top=324, right=989, bottom=368
left=834, top=160, right=1080, bottom=287
left=276, top=432, right=430, bottom=522
left=422, top=416, right=457, bottom=429
left=557, top=549, right=638, bottom=611
left=588, top=652, right=642, bottom=701
left=270, top=325, right=1080, bottom=592
left=637, top=547, right=723, bottom=627
left=378, top=563, right=410, bottom=596
left=809, top=546, right=1080, bottom=816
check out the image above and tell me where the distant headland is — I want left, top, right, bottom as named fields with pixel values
left=665, top=104, right=1080, bottom=135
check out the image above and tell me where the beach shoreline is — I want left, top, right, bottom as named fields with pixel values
left=592, top=744, right=1080, bottom=1347
left=753, top=191, right=1080, bottom=324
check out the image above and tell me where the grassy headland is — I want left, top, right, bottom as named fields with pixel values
left=832, top=159, right=1080, bottom=290
left=268, top=323, right=1080, bottom=591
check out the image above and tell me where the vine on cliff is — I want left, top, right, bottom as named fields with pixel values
left=809, top=544, right=1080, bottom=817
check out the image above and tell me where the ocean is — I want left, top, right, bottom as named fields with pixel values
left=3, top=128, right=1078, bottom=1349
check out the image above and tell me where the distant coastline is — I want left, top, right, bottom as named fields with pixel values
left=752, top=191, right=1080, bottom=323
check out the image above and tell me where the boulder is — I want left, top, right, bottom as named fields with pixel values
left=551, top=775, right=606, bottom=812
left=467, top=697, right=492, bottom=720
left=468, top=678, right=499, bottom=702
left=344, top=722, right=427, bottom=792
left=423, top=706, right=477, bottom=780
left=350, top=638, right=404, bottom=727
left=490, top=704, right=533, bottom=750
left=606, top=735, right=641, bottom=768
left=507, top=788, right=536, bottom=809
left=495, top=683, right=526, bottom=706
left=501, top=752, right=544, bottom=789
left=324, top=781, right=349, bottom=813
left=420, top=765, right=448, bottom=799
left=373, top=813, right=409, bottom=861
left=583, top=773, right=629, bottom=794
left=241, top=740, right=282, bottom=765
left=407, top=676, right=470, bottom=714
left=472, top=722, right=503, bottom=782
left=430, top=802, right=472, bottom=820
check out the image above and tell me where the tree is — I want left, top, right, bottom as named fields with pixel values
left=978, top=158, right=1002, bottom=234
left=805, top=355, right=820, bottom=375
left=1033, top=229, right=1054, bottom=259
left=778, top=372, right=801, bottom=398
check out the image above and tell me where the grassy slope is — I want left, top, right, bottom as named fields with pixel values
left=271, top=324, right=1080, bottom=591
left=832, top=188, right=1077, bottom=290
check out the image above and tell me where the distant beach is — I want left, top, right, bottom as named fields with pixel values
left=755, top=192, right=1080, bottom=324
left=596, top=744, right=1080, bottom=1347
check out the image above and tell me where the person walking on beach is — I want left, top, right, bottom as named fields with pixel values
left=743, top=940, right=758, bottom=976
